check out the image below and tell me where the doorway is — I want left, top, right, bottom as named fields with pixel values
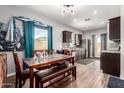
left=92, top=33, right=107, bottom=58
left=94, top=35, right=101, bottom=58
left=92, top=35, right=101, bottom=58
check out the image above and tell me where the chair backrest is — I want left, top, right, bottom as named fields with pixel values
left=33, top=50, right=44, bottom=57
left=63, top=49, right=72, bottom=56
left=13, top=52, right=22, bottom=79
left=33, top=49, right=54, bottom=57
left=45, top=49, right=54, bottom=55
left=0, top=53, right=7, bottom=88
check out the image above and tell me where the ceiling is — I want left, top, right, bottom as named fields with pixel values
left=19, top=5, right=120, bottom=31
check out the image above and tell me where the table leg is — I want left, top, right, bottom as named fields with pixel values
left=30, top=67, right=34, bottom=88
left=72, top=57, right=74, bottom=65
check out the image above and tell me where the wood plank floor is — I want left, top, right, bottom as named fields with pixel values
left=48, top=59, right=110, bottom=88
left=7, top=59, right=110, bottom=88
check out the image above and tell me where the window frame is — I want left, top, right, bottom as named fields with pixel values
left=34, top=24, right=48, bottom=50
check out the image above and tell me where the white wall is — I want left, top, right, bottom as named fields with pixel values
left=121, top=6, right=124, bottom=79
left=0, top=6, right=83, bottom=76
left=83, top=27, right=107, bottom=39
left=83, top=27, right=107, bottom=57
left=0, top=6, right=83, bottom=50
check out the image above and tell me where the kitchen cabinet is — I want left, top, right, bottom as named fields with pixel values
left=100, top=51, right=120, bottom=77
left=62, top=31, right=72, bottom=43
left=109, top=17, right=120, bottom=41
left=75, top=34, right=82, bottom=47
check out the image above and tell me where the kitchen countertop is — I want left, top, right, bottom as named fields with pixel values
left=101, top=50, right=120, bottom=54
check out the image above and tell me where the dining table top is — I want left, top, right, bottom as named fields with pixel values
left=23, top=53, right=75, bottom=88
left=24, top=54, right=74, bottom=67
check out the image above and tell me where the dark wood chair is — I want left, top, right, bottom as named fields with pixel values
left=0, top=54, right=7, bottom=88
left=33, top=50, right=44, bottom=57
left=45, top=49, right=54, bottom=55
left=56, top=49, right=72, bottom=67
left=63, top=49, right=73, bottom=64
left=33, top=49, right=54, bottom=56
left=13, top=52, right=37, bottom=88
left=63, top=49, right=72, bottom=56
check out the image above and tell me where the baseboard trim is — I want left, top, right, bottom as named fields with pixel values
left=87, top=57, right=100, bottom=59
left=7, top=72, right=16, bottom=77
left=120, top=74, right=124, bottom=80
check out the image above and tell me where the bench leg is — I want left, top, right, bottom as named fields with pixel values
left=74, top=68, right=76, bottom=79
left=19, top=80, right=22, bottom=88
left=35, top=77, right=40, bottom=88
left=40, top=82, right=43, bottom=88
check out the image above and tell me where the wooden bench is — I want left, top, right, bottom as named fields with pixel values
left=35, top=65, right=76, bottom=88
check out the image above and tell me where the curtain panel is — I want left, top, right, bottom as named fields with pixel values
left=47, top=26, right=53, bottom=50
left=23, top=21, right=34, bottom=58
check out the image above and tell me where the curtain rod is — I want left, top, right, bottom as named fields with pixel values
left=13, top=16, right=49, bottom=27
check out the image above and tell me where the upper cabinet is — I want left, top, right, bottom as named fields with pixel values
left=62, top=31, right=72, bottom=43
left=109, top=17, right=120, bottom=41
left=75, top=34, right=82, bottom=47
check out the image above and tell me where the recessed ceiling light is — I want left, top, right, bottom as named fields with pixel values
left=73, top=18, right=77, bottom=22
left=93, top=10, right=97, bottom=14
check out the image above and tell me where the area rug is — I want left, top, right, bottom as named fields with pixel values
left=76, top=58, right=97, bottom=65
left=107, top=77, right=124, bottom=88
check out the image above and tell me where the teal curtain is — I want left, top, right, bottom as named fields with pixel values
left=47, top=26, right=53, bottom=50
left=23, top=21, right=34, bottom=58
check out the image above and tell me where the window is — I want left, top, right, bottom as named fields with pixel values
left=34, top=26, right=48, bottom=50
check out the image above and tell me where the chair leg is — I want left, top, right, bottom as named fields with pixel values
left=40, top=82, right=43, bottom=88
left=15, top=75, right=18, bottom=88
left=19, top=79, right=22, bottom=88
left=22, top=79, right=26, bottom=86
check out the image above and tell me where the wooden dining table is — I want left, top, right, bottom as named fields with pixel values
left=23, top=54, right=75, bottom=88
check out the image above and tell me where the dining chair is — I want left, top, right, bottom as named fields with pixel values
left=13, top=52, right=37, bottom=88
left=63, top=49, right=73, bottom=68
left=0, top=54, right=7, bottom=88
left=63, top=49, right=72, bottom=56
left=33, top=49, right=54, bottom=56
left=45, top=49, right=54, bottom=55
left=33, top=50, right=44, bottom=57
